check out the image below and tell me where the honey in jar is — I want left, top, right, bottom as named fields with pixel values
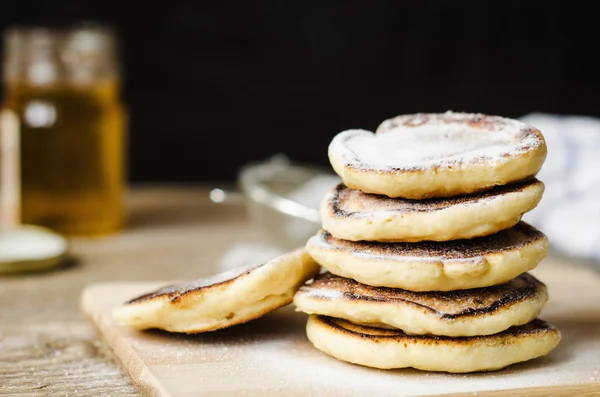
left=2, top=24, right=126, bottom=235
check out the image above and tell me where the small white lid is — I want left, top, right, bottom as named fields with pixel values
left=0, top=224, right=68, bottom=273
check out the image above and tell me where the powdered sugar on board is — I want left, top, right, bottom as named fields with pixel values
left=81, top=259, right=600, bottom=397
left=329, top=111, right=544, bottom=171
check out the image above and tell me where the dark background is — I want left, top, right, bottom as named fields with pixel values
left=2, top=1, right=599, bottom=183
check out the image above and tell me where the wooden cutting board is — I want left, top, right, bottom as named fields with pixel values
left=81, top=259, right=600, bottom=397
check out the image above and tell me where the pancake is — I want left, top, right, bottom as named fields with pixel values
left=306, top=222, right=548, bottom=291
left=294, top=272, right=548, bottom=336
left=306, top=315, right=561, bottom=373
left=328, top=111, right=547, bottom=199
left=113, top=248, right=320, bottom=333
left=321, top=179, right=544, bottom=242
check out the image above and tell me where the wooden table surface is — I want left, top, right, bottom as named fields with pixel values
left=2, top=186, right=599, bottom=396
left=0, top=186, right=269, bottom=396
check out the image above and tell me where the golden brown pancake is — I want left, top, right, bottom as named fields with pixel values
left=306, top=222, right=548, bottom=291
left=321, top=179, right=544, bottom=242
left=113, top=248, right=320, bottom=333
left=294, top=272, right=548, bottom=336
left=306, top=315, right=561, bottom=373
left=328, top=111, right=547, bottom=199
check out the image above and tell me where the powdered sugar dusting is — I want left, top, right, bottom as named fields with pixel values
left=330, top=111, right=543, bottom=171
left=298, top=286, right=344, bottom=300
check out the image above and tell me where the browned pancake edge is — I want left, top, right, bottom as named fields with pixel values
left=314, top=315, right=559, bottom=345
left=298, top=272, right=546, bottom=320
left=125, top=263, right=263, bottom=305
left=315, top=221, right=547, bottom=260
left=328, top=179, right=542, bottom=216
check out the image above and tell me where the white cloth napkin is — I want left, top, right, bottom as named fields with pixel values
left=219, top=113, right=600, bottom=271
left=520, top=113, right=600, bottom=264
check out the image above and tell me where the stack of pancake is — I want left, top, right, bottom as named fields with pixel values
left=293, top=111, right=561, bottom=373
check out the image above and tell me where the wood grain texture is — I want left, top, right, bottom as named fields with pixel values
left=0, top=323, right=139, bottom=396
left=0, top=185, right=265, bottom=396
left=81, top=260, right=600, bottom=397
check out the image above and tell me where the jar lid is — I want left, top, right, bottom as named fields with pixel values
left=0, top=224, right=68, bottom=274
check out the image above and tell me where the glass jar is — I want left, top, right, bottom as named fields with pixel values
left=2, top=23, right=126, bottom=236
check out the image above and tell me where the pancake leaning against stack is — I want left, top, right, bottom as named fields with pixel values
left=294, top=111, right=561, bottom=373
left=113, top=248, right=320, bottom=333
